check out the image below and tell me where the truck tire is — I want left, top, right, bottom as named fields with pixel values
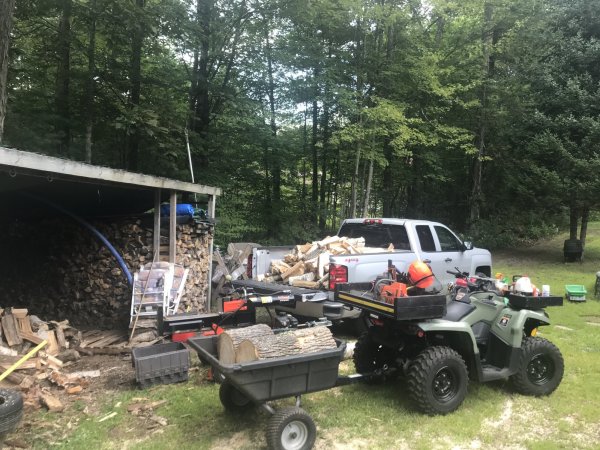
left=511, top=337, right=564, bottom=396
left=219, top=382, right=253, bottom=412
left=407, top=346, right=468, bottom=415
left=0, top=389, right=23, bottom=434
left=353, top=332, right=395, bottom=383
left=266, top=407, right=316, bottom=450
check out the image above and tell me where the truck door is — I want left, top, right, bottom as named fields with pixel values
left=414, top=224, right=468, bottom=285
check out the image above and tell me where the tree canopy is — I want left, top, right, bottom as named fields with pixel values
left=2, top=0, right=599, bottom=247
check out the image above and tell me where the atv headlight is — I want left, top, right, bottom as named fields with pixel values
left=531, top=327, right=538, bottom=337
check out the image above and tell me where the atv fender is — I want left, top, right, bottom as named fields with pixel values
left=419, top=320, right=479, bottom=355
left=491, top=307, right=550, bottom=349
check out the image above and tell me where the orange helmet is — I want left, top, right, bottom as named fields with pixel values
left=408, top=261, right=434, bottom=288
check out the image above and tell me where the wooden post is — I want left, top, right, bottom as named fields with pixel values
left=153, top=189, right=161, bottom=259
left=169, top=190, right=176, bottom=264
left=206, top=193, right=216, bottom=311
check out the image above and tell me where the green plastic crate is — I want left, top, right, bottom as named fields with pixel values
left=565, top=284, right=587, bottom=302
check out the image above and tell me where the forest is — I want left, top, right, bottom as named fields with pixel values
left=1, top=0, right=599, bottom=248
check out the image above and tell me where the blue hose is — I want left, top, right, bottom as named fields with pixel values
left=22, top=194, right=133, bottom=287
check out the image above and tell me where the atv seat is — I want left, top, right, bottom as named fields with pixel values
left=443, top=300, right=476, bottom=322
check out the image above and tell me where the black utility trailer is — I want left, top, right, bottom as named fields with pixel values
left=188, top=335, right=351, bottom=450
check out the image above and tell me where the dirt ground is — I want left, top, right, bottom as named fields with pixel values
left=3, top=352, right=135, bottom=449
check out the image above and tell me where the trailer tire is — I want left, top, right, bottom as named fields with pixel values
left=266, top=407, right=316, bottom=450
left=511, top=337, right=564, bottom=396
left=407, top=346, right=468, bottom=415
left=0, top=389, right=23, bottom=434
left=219, top=382, right=253, bottom=412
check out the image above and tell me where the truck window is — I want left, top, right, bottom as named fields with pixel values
left=415, top=225, right=436, bottom=252
left=435, top=226, right=463, bottom=251
left=338, top=223, right=410, bottom=249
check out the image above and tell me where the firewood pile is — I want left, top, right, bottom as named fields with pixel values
left=0, top=216, right=213, bottom=329
left=0, top=307, right=132, bottom=412
left=217, top=324, right=337, bottom=364
left=259, top=236, right=374, bottom=289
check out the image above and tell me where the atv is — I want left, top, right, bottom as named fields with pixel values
left=334, top=271, right=564, bottom=415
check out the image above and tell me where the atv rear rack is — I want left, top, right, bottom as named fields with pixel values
left=334, top=282, right=446, bottom=320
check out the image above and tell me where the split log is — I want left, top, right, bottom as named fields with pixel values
left=234, top=327, right=337, bottom=363
left=217, top=324, right=274, bottom=364
left=1, top=314, right=23, bottom=347
left=290, top=280, right=321, bottom=289
left=281, top=261, right=305, bottom=281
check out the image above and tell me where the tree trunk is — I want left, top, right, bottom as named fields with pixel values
left=55, top=0, right=72, bottom=156
left=0, top=0, right=15, bottom=144
left=84, top=0, right=97, bottom=164
left=265, top=24, right=280, bottom=237
left=319, top=92, right=330, bottom=233
left=127, top=0, right=144, bottom=171
left=311, top=76, right=319, bottom=223
left=192, top=0, right=212, bottom=168
left=580, top=205, right=589, bottom=248
left=569, top=199, right=578, bottom=240
left=470, top=2, right=493, bottom=223
left=382, top=139, right=393, bottom=216
left=363, top=158, right=374, bottom=216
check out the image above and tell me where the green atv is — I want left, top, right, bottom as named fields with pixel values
left=335, top=273, right=564, bottom=415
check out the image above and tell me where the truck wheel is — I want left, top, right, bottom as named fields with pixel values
left=219, top=382, right=253, bottom=412
left=407, top=346, right=468, bottom=415
left=266, top=407, right=316, bottom=450
left=511, top=337, right=564, bottom=396
left=353, top=332, right=394, bottom=383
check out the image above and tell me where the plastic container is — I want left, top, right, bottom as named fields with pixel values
left=132, top=342, right=190, bottom=388
left=507, top=294, right=563, bottom=309
left=565, top=285, right=587, bottom=302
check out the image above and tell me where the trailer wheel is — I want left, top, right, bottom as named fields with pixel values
left=511, top=337, right=564, bottom=396
left=353, top=332, right=394, bottom=383
left=266, top=407, right=316, bottom=450
left=407, top=346, right=468, bottom=415
left=219, top=382, right=253, bottom=412
left=0, top=389, right=23, bottom=434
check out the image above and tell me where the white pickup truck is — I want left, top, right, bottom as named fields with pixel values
left=233, top=218, right=492, bottom=323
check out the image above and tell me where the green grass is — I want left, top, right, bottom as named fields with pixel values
left=24, top=225, right=600, bottom=449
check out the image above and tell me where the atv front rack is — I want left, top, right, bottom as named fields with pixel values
left=334, top=282, right=446, bottom=320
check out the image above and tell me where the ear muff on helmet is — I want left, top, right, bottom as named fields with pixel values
left=408, top=261, right=434, bottom=288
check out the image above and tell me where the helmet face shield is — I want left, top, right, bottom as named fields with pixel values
left=408, top=261, right=434, bottom=288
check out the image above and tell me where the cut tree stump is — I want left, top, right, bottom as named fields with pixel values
left=217, top=324, right=274, bottom=364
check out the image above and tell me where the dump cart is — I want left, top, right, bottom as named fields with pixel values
left=188, top=334, right=348, bottom=450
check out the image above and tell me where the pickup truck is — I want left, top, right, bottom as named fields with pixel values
left=232, top=218, right=492, bottom=324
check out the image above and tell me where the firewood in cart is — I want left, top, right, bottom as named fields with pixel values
left=217, top=324, right=274, bottom=364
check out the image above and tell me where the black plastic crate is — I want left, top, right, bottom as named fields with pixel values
left=507, top=294, right=563, bottom=309
left=132, top=342, right=190, bottom=388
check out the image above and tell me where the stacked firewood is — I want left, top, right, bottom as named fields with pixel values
left=259, top=236, right=374, bottom=289
left=0, top=216, right=213, bottom=329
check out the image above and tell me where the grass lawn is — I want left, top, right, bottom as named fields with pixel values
left=21, top=225, right=600, bottom=449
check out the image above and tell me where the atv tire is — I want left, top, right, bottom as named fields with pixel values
left=266, top=406, right=316, bottom=450
left=353, top=332, right=395, bottom=383
left=407, top=346, right=468, bottom=415
left=511, top=337, right=564, bottom=396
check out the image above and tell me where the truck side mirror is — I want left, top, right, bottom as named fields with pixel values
left=462, top=241, right=473, bottom=251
